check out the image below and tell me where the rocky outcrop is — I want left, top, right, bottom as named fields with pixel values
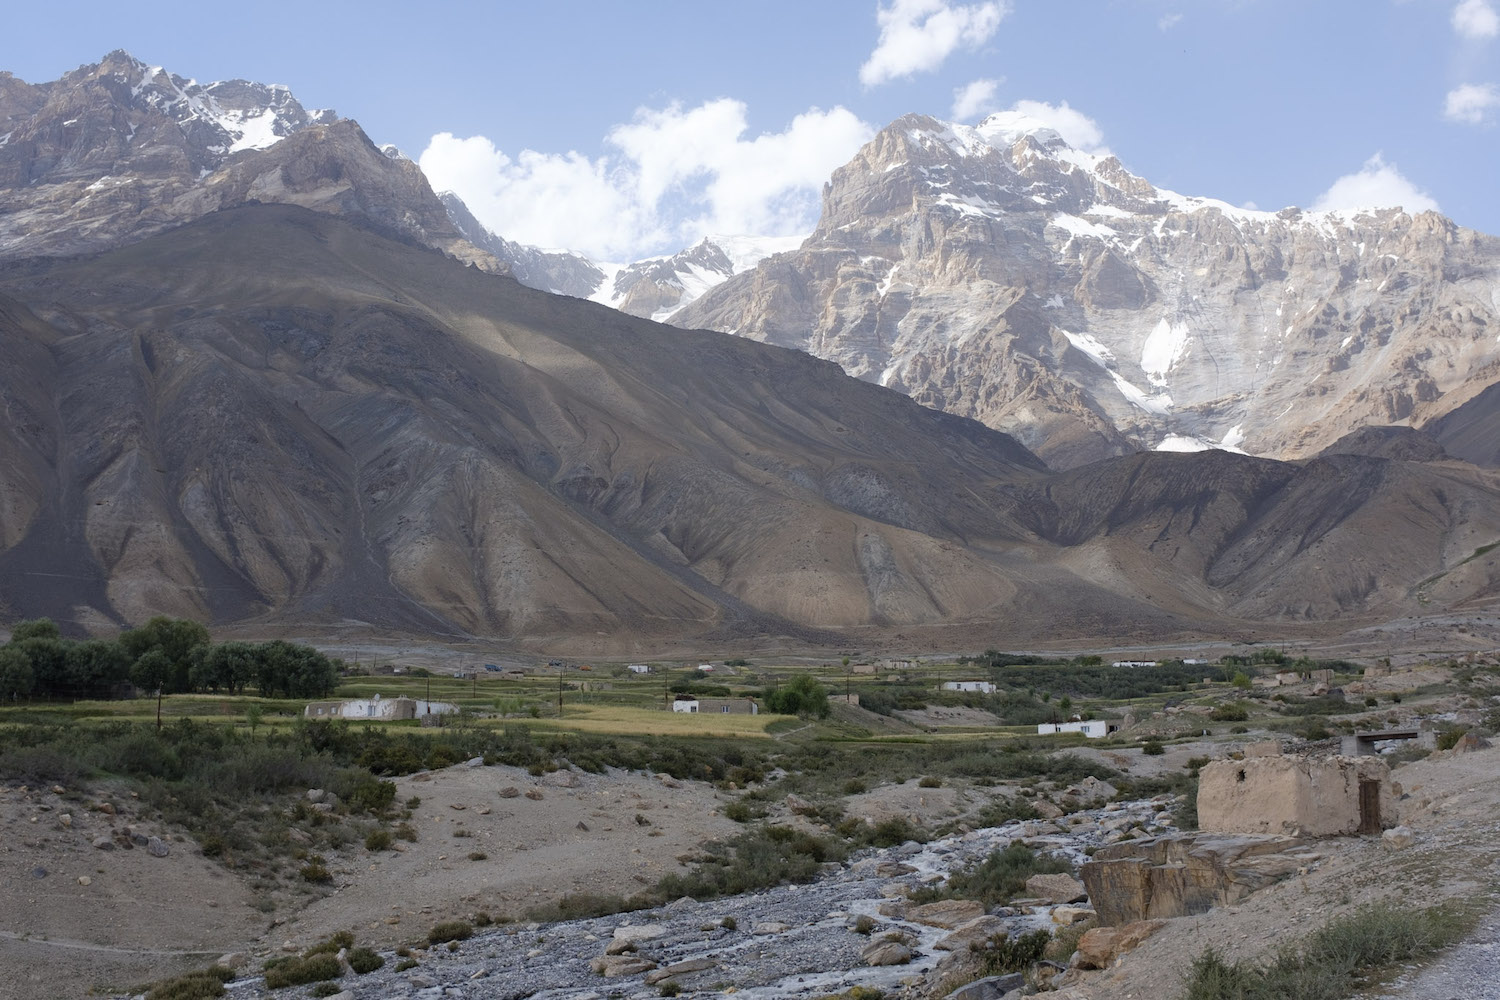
left=1080, top=833, right=1311, bottom=926
left=675, top=111, right=1500, bottom=469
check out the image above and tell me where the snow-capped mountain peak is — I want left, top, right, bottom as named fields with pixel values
left=80, top=50, right=335, bottom=157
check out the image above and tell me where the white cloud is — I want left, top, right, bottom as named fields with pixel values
left=1008, top=99, right=1109, bottom=152
left=859, top=0, right=1009, bottom=87
left=1444, top=82, right=1500, bottom=123
left=951, top=78, right=1001, bottom=120
left=1158, top=13, right=1183, bottom=31
left=419, top=100, right=873, bottom=261
left=1310, top=154, right=1441, bottom=214
left=1453, top=0, right=1499, bottom=39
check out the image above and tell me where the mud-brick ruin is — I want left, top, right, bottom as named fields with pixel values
left=1197, top=753, right=1395, bottom=837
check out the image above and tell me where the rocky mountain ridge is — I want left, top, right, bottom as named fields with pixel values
left=672, top=112, right=1500, bottom=469
left=0, top=51, right=495, bottom=268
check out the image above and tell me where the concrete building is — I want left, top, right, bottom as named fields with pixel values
left=1197, top=754, right=1394, bottom=837
left=943, top=680, right=996, bottom=694
left=671, top=696, right=699, bottom=713
left=670, top=695, right=758, bottom=714
left=303, top=693, right=457, bottom=720
left=1037, top=720, right=1118, bottom=739
left=627, top=664, right=651, bottom=674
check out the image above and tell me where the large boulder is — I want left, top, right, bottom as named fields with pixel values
left=945, top=972, right=1025, bottom=1000
left=861, top=939, right=913, bottom=966
left=935, top=915, right=1008, bottom=951
left=606, top=923, right=665, bottom=954
left=1025, top=873, right=1087, bottom=904
left=589, top=955, right=657, bottom=977
left=1074, top=919, right=1165, bottom=969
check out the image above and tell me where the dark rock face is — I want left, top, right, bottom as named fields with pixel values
left=2, top=204, right=1499, bottom=643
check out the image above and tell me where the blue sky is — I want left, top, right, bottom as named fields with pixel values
left=6, top=1, right=1498, bottom=258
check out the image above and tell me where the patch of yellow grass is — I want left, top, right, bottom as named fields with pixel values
left=496, top=704, right=784, bottom=737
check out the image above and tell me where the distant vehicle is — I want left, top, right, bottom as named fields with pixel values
left=548, top=660, right=563, bottom=667
left=579, top=664, right=592, bottom=671
left=484, top=664, right=502, bottom=672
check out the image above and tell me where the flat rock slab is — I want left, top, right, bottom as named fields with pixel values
left=908, top=898, right=985, bottom=929
left=1025, top=873, right=1087, bottom=904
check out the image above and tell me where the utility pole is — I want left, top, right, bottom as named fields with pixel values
left=558, top=670, right=564, bottom=718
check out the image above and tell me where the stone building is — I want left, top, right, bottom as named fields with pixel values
left=1197, top=753, right=1394, bottom=837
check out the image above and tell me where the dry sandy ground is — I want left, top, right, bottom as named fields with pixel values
left=0, top=763, right=739, bottom=999
left=277, top=763, right=740, bottom=951
left=1051, top=744, right=1500, bottom=1000
left=0, top=782, right=263, bottom=1000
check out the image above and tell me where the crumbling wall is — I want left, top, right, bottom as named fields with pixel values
left=1198, top=754, right=1393, bottom=837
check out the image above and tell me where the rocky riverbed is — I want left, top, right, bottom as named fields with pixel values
left=197, top=793, right=1178, bottom=1000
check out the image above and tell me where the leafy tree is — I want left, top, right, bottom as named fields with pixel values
left=130, top=648, right=173, bottom=694
left=0, top=646, right=34, bottom=700
left=64, top=640, right=132, bottom=698
left=252, top=641, right=338, bottom=699
left=121, top=617, right=211, bottom=693
left=763, top=674, right=830, bottom=718
left=14, top=637, right=70, bottom=695
left=194, top=641, right=257, bottom=694
left=10, top=618, right=60, bottom=643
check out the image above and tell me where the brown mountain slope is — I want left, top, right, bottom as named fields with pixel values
left=0, top=205, right=1497, bottom=647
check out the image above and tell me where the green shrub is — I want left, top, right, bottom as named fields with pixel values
left=1209, top=703, right=1248, bottom=722
left=310, top=984, right=343, bottom=999
left=977, top=928, right=1051, bottom=975
left=303, top=931, right=355, bottom=956
left=143, top=966, right=233, bottom=1000
left=660, top=982, right=683, bottom=997
left=843, top=778, right=867, bottom=795
left=347, top=946, right=384, bottom=974
left=261, top=953, right=341, bottom=989
left=300, top=860, right=332, bottom=883
left=365, top=829, right=393, bottom=851
left=721, top=915, right=737, bottom=931
left=914, top=843, right=1070, bottom=908
left=394, top=958, right=418, bottom=972
left=395, top=822, right=418, bottom=841
left=918, top=775, right=943, bottom=788
left=853, top=914, right=876, bottom=935
left=1182, top=903, right=1468, bottom=1000
left=1435, top=727, right=1467, bottom=751
left=1142, top=740, right=1165, bottom=755
left=468, top=851, right=488, bottom=861
left=724, top=800, right=753, bottom=823
left=427, top=920, right=473, bottom=944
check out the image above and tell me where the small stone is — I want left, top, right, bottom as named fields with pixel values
left=51, top=785, right=65, bottom=794
left=465, top=756, right=484, bottom=767
left=577, top=821, right=590, bottom=831
left=92, top=836, right=114, bottom=851
left=751, top=922, right=790, bottom=935
left=31, top=867, right=47, bottom=879
left=306, top=789, right=325, bottom=803
left=147, top=836, right=170, bottom=858
left=77, top=876, right=91, bottom=886
left=525, top=789, right=544, bottom=800
left=1383, top=826, right=1416, bottom=850
left=477, top=806, right=491, bottom=815
left=59, top=814, right=72, bottom=829
left=450, top=803, right=466, bottom=810
left=589, top=955, right=657, bottom=976
left=498, top=786, right=521, bottom=798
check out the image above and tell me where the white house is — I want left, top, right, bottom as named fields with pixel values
left=943, top=680, right=996, bottom=694
left=627, top=664, right=651, bottom=674
left=1111, top=660, right=1159, bottom=668
left=1037, top=720, right=1119, bottom=739
left=698, top=664, right=716, bottom=672
left=671, top=696, right=699, bottom=713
